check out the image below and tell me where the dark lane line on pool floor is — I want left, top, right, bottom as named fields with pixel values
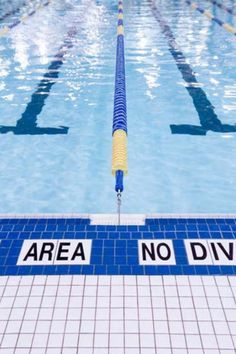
left=206, top=0, right=236, bottom=16
left=0, top=0, right=30, bottom=22
left=0, top=0, right=51, bottom=36
left=149, top=0, right=236, bottom=135
left=0, top=27, right=79, bottom=135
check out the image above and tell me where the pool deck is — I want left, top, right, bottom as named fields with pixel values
left=0, top=215, right=235, bottom=353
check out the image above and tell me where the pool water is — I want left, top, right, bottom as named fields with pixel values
left=0, top=0, right=236, bottom=214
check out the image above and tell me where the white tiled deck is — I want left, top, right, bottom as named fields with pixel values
left=0, top=275, right=235, bottom=353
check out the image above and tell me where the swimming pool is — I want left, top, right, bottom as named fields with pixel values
left=0, top=0, right=235, bottom=214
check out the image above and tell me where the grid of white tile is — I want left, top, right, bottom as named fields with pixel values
left=0, top=275, right=235, bottom=353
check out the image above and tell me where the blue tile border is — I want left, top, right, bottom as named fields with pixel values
left=0, top=218, right=235, bottom=276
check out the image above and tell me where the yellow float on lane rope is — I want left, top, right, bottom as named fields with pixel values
left=117, top=25, right=124, bottom=35
left=112, top=129, right=128, bottom=175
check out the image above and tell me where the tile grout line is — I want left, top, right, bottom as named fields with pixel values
left=214, top=276, right=235, bottom=351
left=14, top=275, right=35, bottom=353
left=44, top=275, right=60, bottom=351
left=30, top=275, right=47, bottom=353
left=187, top=275, right=204, bottom=352
left=60, top=274, right=73, bottom=353
left=201, top=275, right=221, bottom=351
left=92, top=275, right=99, bottom=354
left=107, top=275, right=112, bottom=354
left=149, top=276, right=158, bottom=354
left=162, top=276, right=173, bottom=354
left=136, top=275, right=141, bottom=354
left=76, top=275, right=86, bottom=351
left=0, top=276, right=9, bottom=349
left=173, top=275, right=188, bottom=352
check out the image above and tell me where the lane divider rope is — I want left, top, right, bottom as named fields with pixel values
left=186, top=1, right=236, bottom=35
left=112, top=0, right=127, bottom=194
left=0, top=0, right=52, bottom=37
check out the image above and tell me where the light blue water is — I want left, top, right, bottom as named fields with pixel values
left=0, top=0, right=236, bottom=214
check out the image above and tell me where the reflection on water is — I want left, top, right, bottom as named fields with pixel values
left=0, top=0, right=235, bottom=213
left=150, top=3, right=236, bottom=135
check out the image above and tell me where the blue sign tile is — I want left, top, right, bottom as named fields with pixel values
left=0, top=218, right=235, bottom=276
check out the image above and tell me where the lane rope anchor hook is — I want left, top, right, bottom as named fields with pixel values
left=117, top=191, right=122, bottom=225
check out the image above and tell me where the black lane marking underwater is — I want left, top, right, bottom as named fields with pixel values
left=150, top=1, right=236, bottom=135
left=0, top=28, right=78, bottom=135
left=6, top=1, right=50, bottom=30
left=0, top=0, right=29, bottom=22
left=206, top=0, right=236, bottom=16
